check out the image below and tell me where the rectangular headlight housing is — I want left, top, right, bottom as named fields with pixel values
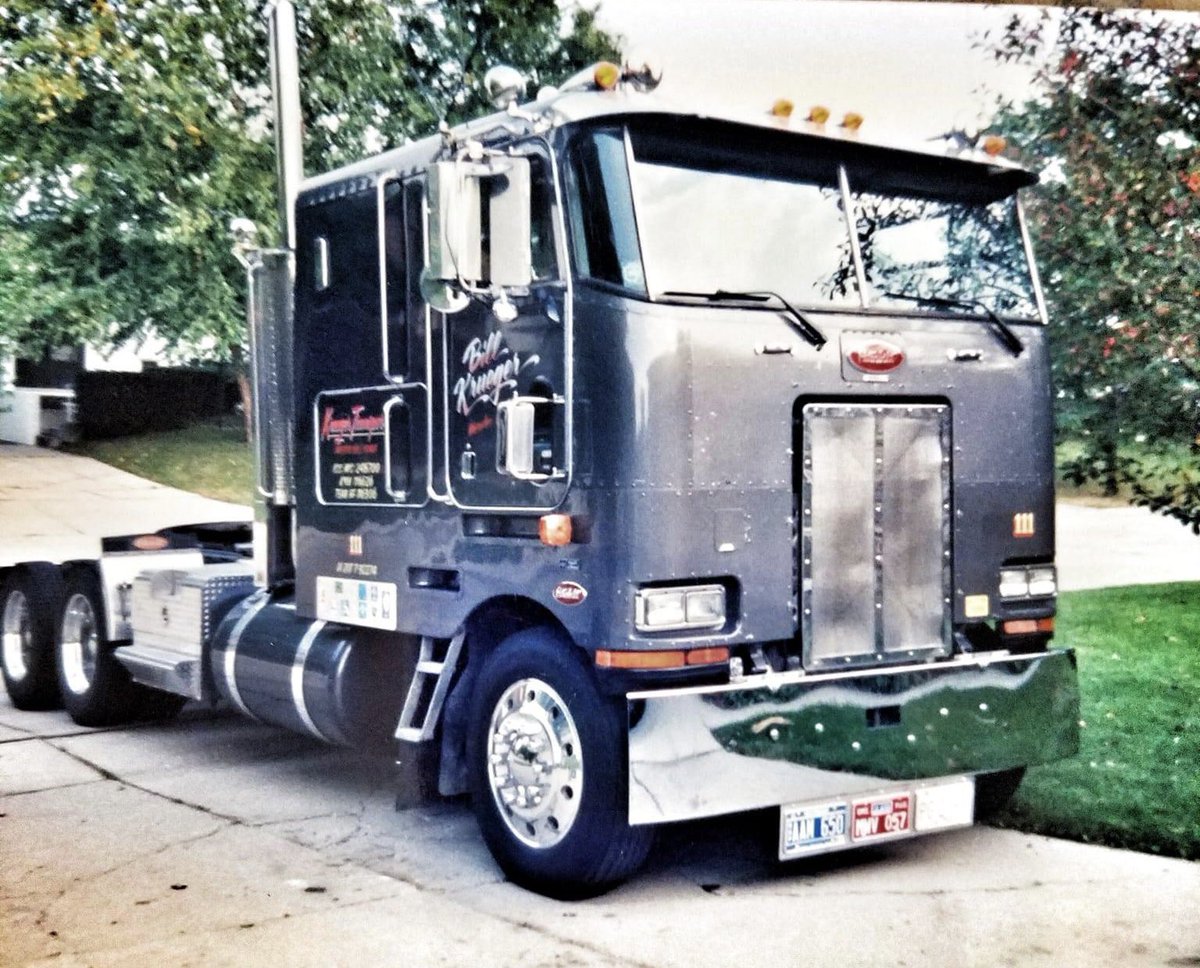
left=998, top=565, right=1057, bottom=600
left=998, top=568, right=1030, bottom=600
left=635, top=584, right=727, bottom=633
left=1027, top=566, right=1057, bottom=598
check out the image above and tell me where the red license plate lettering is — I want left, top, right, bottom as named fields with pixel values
left=851, top=793, right=912, bottom=842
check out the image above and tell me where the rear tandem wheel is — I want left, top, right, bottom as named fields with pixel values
left=56, top=567, right=185, bottom=727
left=0, top=564, right=65, bottom=710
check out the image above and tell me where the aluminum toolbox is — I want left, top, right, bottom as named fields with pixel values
left=118, top=563, right=258, bottom=700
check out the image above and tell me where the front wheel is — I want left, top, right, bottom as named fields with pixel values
left=468, top=629, right=653, bottom=898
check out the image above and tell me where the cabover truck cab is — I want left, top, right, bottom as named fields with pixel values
left=0, top=43, right=1079, bottom=897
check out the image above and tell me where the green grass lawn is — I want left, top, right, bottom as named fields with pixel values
left=69, top=416, right=254, bottom=505
left=993, top=582, right=1200, bottom=860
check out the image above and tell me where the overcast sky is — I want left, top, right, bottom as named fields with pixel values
left=591, top=0, right=1050, bottom=146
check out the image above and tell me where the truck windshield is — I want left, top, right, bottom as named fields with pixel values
left=565, top=124, right=1040, bottom=322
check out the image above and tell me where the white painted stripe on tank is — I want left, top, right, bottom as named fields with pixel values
left=222, top=591, right=270, bottom=720
left=290, top=620, right=328, bottom=742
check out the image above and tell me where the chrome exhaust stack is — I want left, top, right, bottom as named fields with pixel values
left=230, top=0, right=302, bottom=585
left=267, top=0, right=303, bottom=249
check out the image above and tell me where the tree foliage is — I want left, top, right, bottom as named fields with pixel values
left=985, top=8, right=1200, bottom=531
left=0, top=0, right=618, bottom=363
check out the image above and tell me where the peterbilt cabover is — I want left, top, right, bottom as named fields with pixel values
left=0, top=3, right=1078, bottom=898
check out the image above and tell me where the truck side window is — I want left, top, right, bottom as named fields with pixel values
left=529, top=155, right=558, bottom=282
left=383, top=180, right=408, bottom=377
left=565, top=129, right=647, bottom=294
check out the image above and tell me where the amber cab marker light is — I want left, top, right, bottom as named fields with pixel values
left=982, top=135, right=1007, bottom=157
left=770, top=98, right=794, bottom=119
left=807, top=104, right=830, bottom=124
left=841, top=111, right=864, bottom=132
left=593, top=61, right=620, bottom=90
left=538, top=514, right=573, bottom=547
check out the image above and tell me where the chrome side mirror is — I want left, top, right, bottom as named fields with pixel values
left=426, top=156, right=533, bottom=291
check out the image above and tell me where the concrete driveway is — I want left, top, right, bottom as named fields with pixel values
left=1, top=446, right=1198, bottom=967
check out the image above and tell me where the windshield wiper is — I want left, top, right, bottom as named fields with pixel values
left=659, top=289, right=827, bottom=350
left=880, top=290, right=1023, bottom=357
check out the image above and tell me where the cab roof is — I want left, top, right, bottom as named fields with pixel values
left=300, top=85, right=1036, bottom=204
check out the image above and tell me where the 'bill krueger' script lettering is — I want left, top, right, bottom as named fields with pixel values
left=454, top=331, right=540, bottom=418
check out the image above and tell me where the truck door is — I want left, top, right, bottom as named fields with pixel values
left=437, top=145, right=570, bottom=511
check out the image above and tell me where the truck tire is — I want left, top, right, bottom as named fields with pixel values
left=1, top=565, right=65, bottom=710
left=975, top=767, right=1026, bottom=820
left=56, top=568, right=141, bottom=727
left=468, top=628, right=654, bottom=899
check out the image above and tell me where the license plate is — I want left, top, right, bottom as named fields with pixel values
left=850, top=793, right=912, bottom=842
left=779, top=801, right=850, bottom=859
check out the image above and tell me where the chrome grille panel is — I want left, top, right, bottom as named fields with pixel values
left=801, top=403, right=951, bottom=669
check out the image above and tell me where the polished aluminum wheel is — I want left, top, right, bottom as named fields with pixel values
left=60, top=592, right=99, bottom=697
left=1, top=589, right=31, bottom=681
left=485, top=677, right=583, bottom=848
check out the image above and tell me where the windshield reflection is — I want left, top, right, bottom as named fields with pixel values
left=854, top=193, right=1038, bottom=319
left=595, top=125, right=1042, bottom=322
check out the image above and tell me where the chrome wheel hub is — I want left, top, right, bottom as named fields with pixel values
left=2, top=590, right=32, bottom=680
left=61, top=593, right=98, bottom=696
left=486, top=678, right=582, bottom=848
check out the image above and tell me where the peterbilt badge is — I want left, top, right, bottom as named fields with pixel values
left=848, top=339, right=905, bottom=374
left=552, top=581, right=588, bottom=606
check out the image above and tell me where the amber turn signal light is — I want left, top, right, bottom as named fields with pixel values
left=595, top=646, right=730, bottom=671
left=1001, top=617, right=1055, bottom=636
left=539, top=514, right=573, bottom=547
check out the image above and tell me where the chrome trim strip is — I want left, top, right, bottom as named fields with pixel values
left=628, top=649, right=1044, bottom=701
left=421, top=181, right=452, bottom=505
left=376, top=169, right=405, bottom=383
left=839, top=164, right=869, bottom=304
left=621, top=124, right=653, bottom=299
left=222, top=592, right=270, bottom=720
left=290, top=620, right=328, bottom=741
left=1016, top=196, right=1050, bottom=326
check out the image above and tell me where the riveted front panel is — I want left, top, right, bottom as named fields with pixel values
left=801, top=404, right=951, bottom=669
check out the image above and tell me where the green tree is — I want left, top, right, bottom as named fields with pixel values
left=985, top=8, right=1200, bottom=531
left=0, top=0, right=618, bottom=364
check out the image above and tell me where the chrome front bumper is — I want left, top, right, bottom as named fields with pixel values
left=627, top=649, right=1079, bottom=825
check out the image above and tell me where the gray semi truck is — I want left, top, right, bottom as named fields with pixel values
left=0, top=2, right=1078, bottom=898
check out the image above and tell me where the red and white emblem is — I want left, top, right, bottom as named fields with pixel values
left=552, top=581, right=588, bottom=606
left=848, top=339, right=905, bottom=374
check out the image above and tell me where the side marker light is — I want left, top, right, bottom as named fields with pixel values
left=539, top=514, right=573, bottom=547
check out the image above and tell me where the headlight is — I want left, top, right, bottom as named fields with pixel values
left=998, top=565, right=1056, bottom=600
left=998, top=568, right=1030, bottom=600
left=1027, top=566, right=1057, bottom=598
left=635, top=584, right=726, bottom=633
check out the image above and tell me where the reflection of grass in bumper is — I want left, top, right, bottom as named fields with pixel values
left=711, top=653, right=1080, bottom=781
